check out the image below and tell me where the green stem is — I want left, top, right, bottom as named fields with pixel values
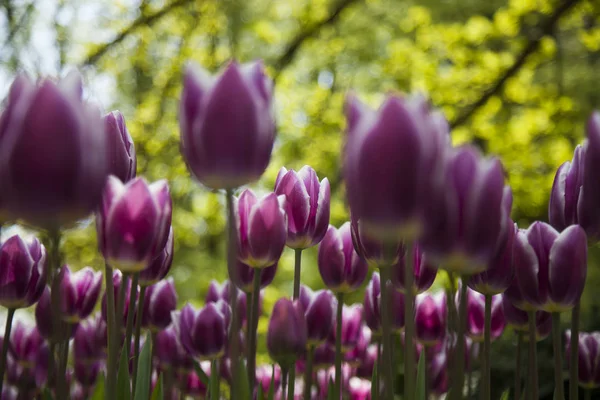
left=105, top=265, right=118, bottom=400
left=375, top=340, right=381, bottom=400
left=131, top=284, right=146, bottom=395
left=125, top=273, right=139, bottom=357
left=225, top=188, right=240, bottom=397
left=483, top=294, right=492, bottom=400
left=57, top=336, right=70, bottom=395
left=335, top=292, right=344, bottom=398
left=0, top=308, right=15, bottom=395
left=552, top=312, right=565, bottom=400
left=515, top=332, right=523, bottom=400
left=247, top=269, right=263, bottom=394
left=293, top=249, right=302, bottom=299
left=303, top=345, right=314, bottom=400
left=585, top=389, right=591, bottom=400
left=116, top=273, right=128, bottom=338
left=281, top=367, right=289, bottom=397
left=210, top=358, right=220, bottom=400
left=403, top=244, right=415, bottom=400
left=288, top=367, right=296, bottom=400
left=528, top=311, right=538, bottom=400
left=570, top=301, right=580, bottom=400
left=449, top=280, right=468, bottom=400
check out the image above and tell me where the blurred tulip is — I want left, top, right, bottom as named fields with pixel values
left=231, top=259, right=277, bottom=293
left=318, top=223, right=368, bottom=293
left=97, top=176, right=172, bottom=273
left=0, top=235, right=47, bottom=309
left=0, top=387, right=17, bottom=400
left=463, top=288, right=505, bottom=342
left=179, top=60, right=275, bottom=189
left=502, top=295, right=552, bottom=341
left=390, top=243, right=437, bottom=295
left=578, top=112, right=600, bottom=238
left=73, top=313, right=107, bottom=364
left=565, top=331, right=600, bottom=388
left=350, top=216, right=403, bottom=268
left=139, top=226, right=174, bottom=287
left=173, top=302, right=230, bottom=360
left=0, top=72, right=108, bottom=228
left=345, top=326, right=372, bottom=366
left=363, top=273, right=405, bottom=334
left=177, top=368, right=207, bottom=398
left=355, top=344, right=377, bottom=378
left=549, top=146, right=584, bottom=231
left=58, top=266, right=102, bottom=322
left=142, top=278, right=177, bottom=331
left=428, top=348, right=449, bottom=395
left=422, top=146, right=506, bottom=274
left=343, top=93, right=449, bottom=241
left=236, top=189, right=287, bottom=268
left=298, top=286, right=335, bottom=346
left=154, top=325, right=193, bottom=371
left=274, top=165, right=331, bottom=249
left=328, top=304, right=364, bottom=352
left=74, top=361, right=102, bottom=388
left=267, top=298, right=307, bottom=367
left=507, top=222, right=587, bottom=312
left=312, top=343, right=336, bottom=370
left=104, top=111, right=136, bottom=182
left=206, top=280, right=250, bottom=327
left=316, top=365, right=353, bottom=398
left=414, top=291, right=447, bottom=346
left=256, top=364, right=281, bottom=394
left=348, top=377, right=371, bottom=400
left=9, top=322, right=45, bottom=367
left=101, top=269, right=137, bottom=329
left=35, top=287, right=79, bottom=340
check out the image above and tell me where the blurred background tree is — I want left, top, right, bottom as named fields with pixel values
left=1, top=0, right=599, bottom=397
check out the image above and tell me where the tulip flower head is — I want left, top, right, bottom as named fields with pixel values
left=298, top=286, right=335, bottom=346
left=464, top=288, right=505, bottom=342
left=328, top=303, right=364, bottom=352
left=415, top=291, right=447, bottom=346
left=267, top=298, right=307, bottom=368
left=73, top=313, right=107, bottom=364
left=577, top=112, right=600, bottom=238
left=139, top=226, right=174, bottom=287
left=501, top=294, right=552, bottom=341
left=35, top=287, right=79, bottom=341
left=58, top=266, right=103, bottom=323
left=565, top=330, right=600, bottom=388
left=230, top=259, right=277, bottom=293
left=142, top=278, right=178, bottom=331
left=390, top=243, right=437, bottom=295
left=103, top=111, right=136, bottom=182
left=549, top=145, right=584, bottom=231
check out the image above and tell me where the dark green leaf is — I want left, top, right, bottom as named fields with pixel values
left=257, top=382, right=264, bottom=400
left=371, top=361, right=378, bottom=400
left=90, top=373, right=105, bottom=400
left=327, top=377, right=335, bottom=400
left=117, top=344, right=131, bottom=400
left=134, top=336, right=152, bottom=400
left=415, top=352, right=426, bottom=400
left=150, top=373, right=163, bottom=400
left=235, top=360, right=251, bottom=399
left=43, top=388, right=53, bottom=400
left=193, top=360, right=210, bottom=386
left=209, top=359, right=220, bottom=400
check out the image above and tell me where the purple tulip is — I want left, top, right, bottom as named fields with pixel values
left=328, top=303, right=364, bottom=352
left=348, top=377, right=371, bottom=400
left=104, top=111, right=136, bottom=182
left=256, top=364, right=282, bottom=394
left=343, top=93, right=449, bottom=241
left=415, top=291, right=447, bottom=346
left=350, top=216, right=404, bottom=267
left=154, top=325, right=193, bottom=371
left=318, top=223, right=368, bottom=292
left=236, top=189, right=287, bottom=268
left=390, top=243, right=437, bottom=295
left=142, top=278, right=177, bottom=331
left=73, top=313, right=107, bottom=364
left=177, top=368, right=207, bottom=398
left=565, top=331, right=600, bottom=388
left=428, top=347, right=449, bottom=395
left=578, top=112, right=600, bottom=238
left=179, top=60, right=275, bottom=189
left=501, top=295, right=552, bottom=341
left=206, top=280, right=250, bottom=327
left=422, top=146, right=506, bottom=274
left=9, top=322, right=45, bottom=366
left=101, top=269, right=138, bottom=329
left=363, top=272, right=405, bottom=334
left=231, top=259, right=277, bottom=293
left=97, top=176, right=172, bottom=272
left=464, top=288, right=505, bottom=342
left=35, top=287, right=79, bottom=340
left=297, top=286, right=335, bottom=346
left=267, top=298, right=307, bottom=367
left=0, top=72, right=108, bottom=228
left=508, top=222, right=587, bottom=312
left=58, top=266, right=102, bottom=322
left=74, top=361, right=102, bottom=387
left=0, top=387, right=17, bottom=400
left=316, top=365, right=353, bottom=398
left=0, top=234, right=47, bottom=309
left=549, top=145, right=584, bottom=231
left=274, top=166, right=331, bottom=249
left=356, top=344, right=377, bottom=378
left=173, top=302, right=230, bottom=360
left=345, top=326, right=372, bottom=366
left=139, top=226, right=174, bottom=287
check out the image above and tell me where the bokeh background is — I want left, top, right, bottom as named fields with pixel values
left=1, top=0, right=600, bottom=397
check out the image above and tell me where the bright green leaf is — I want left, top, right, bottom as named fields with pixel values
left=134, top=336, right=152, bottom=400
left=90, top=373, right=105, bottom=400
left=371, top=361, right=378, bottom=399
left=193, top=360, right=210, bottom=386
left=150, top=374, right=163, bottom=400
left=117, top=344, right=131, bottom=400
left=415, top=352, right=426, bottom=400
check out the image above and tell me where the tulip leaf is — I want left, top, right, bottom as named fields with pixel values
left=134, top=335, right=152, bottom=400
left=500, top=390, right=510, bottom=400
left=235, top=359, right=251, bottom=400
left=415, top=352, right=426, bottom=400
left=150, top=373, right=163, bottom=400
left=43, top=388, right=53, bottom=400
left=267, top=365, right=276, bottom=400
left=327, top=377, right=335, bottom=400
left=257, top=382, right=264, bottom=400
left=90, top=373, right=105, bottom=400
left=209, top=359, right=220, bottom=400
left=371, top=362, right=378, bottom=400
left=193, top=360, right=210, bottom=386
left=117, top=343, right=131, bottom=400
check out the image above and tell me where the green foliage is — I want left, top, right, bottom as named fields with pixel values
left=117, top=344, right=131, bottom=400
left=150, top=374, right=163, bottom=400
left=90, top=374, right=105, bottom=400
left=133, top=336, right=152, bottom=400
left=415, top=353, right=426, bottom=400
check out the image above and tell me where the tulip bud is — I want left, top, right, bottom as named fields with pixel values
left=97, top=177, right=172, bottom=273
left=348, top=377, right=371, bottom=400
left=58, top=266, right=102, bottom=322
left=231, top=259, right=277, bottom=293
left=565, top=330, right=600, bottom=388
left=206, top=280, right=250, bottom=327
left=415, top=291, right=447, bottom=346
left=104, top=111, right=136, bottom=182
left=274, top=166, right=331, bottom=249
left=0, top=234, right=47, bottom=309
left=501, top=294, right=552, bottom=341
left=9, top=322, right=45, bottom=367
left=549, top=146, right=584, bottom=231
left=154, top=325, right=193, bottom=372
left=267, top=298, right=307, bottom=367
left=177, top=368, right=207, bottom=398
left=313, top=343, right=336, bottom=370
left=256, top=364, right=282, bottom=395
left=316, top=365, right=353, bottom=398
left=578, top=112, right=600, bottom=238
left=101, top=270, right=137, bottom=329
left=0, top=72, right=108, bottom=228
left=139, top=227, right=174, bottom=287
left=73, top=313, right=107, bottom=364
left=422, top=146, right=506, bottom=274
left=463, top=288, right=505, bottom=342
left=173, top=302, right=230, bottom=360
left=350, top=216, right=404, bottom=268
left=328, top=303, right=364, bottom=352
left=318, top=223, right=368, bottom=292
left=35, top=287, right=79, bottom=340
left=345, top=326, right=372, bottom=366
left=364, top=273, right=405, bottom=334
left=179, top=61, right=275, bottom=189
left=343, top=93, right=450, bottom=241
left=298, top=286, right=335, bottom=346
left=1, top=387, right=17, bottom=400
left=142, top=278, right=177, bottom=331
left=390, top=243, right=437, bottom=295
left=508, top=222, right=587, bottom=312
left=356, top=344, right=377, bottom=378
left=74, top=361, right=103, bottom=388
left=428, top=349, right=449, bottom=395
left=236, top=190, right=287, bottom=268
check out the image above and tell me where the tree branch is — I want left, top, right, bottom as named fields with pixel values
left=272, top=0, right=360, bottom=81
left=450, top=0, right=580, bottom=129
left=80, top=0, right=191, bottom=67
